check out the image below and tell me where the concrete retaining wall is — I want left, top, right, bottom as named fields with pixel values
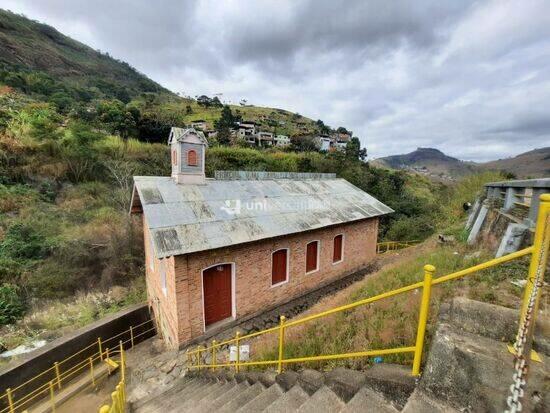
left=0, top=303, right=154, bottom=410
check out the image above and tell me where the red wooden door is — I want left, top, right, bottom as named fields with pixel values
left=272, top=249, right=288, bottom=285
left=333, top=235, right=343, bottom=262
left=203, top=264, right=232, bottom=326
left=306, top=241, right=318, bottom=273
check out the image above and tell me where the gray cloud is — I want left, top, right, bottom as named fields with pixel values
left=1, top=0, right=549, bottom=161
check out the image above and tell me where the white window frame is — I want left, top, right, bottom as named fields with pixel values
left=305, top=240, right=320, bottom=275
left=332, top=233, right=345, bottom=265
left=271, top=248, right=290, bottom=287
left=200, top=262, right=236, bottom=332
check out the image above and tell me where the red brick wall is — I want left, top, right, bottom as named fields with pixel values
left=143, top=217, right=180, bottom=347
left=165, top=217, right=379, bottom=347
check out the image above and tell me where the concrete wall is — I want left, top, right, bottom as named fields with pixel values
left=0, top=303, right=152, bottom=410
left=159, top=218, right=378, bottom=347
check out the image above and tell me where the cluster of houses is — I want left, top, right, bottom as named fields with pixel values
left=190, top=119, right=352, bottom=151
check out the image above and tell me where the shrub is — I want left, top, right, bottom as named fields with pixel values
left=0, top=283, right=25, bottom=325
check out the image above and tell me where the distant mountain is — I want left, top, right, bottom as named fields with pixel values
left=480, top=147, right=550, bottom=178
left=372, top=147, right=550, bottom=180
left=372, top=147, right=479, bottom=180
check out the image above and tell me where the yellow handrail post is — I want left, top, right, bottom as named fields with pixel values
left=412, top=264, right=435, bottom=376
left=119, top=340, right=125, bottom=382
left=235, top=332, right=241, bottom=373
left=6, top=388, right=14, bottom=413
left=277, top=315, right=286, bottom=374
left=89, top=357, right=95, bottom=386
left=211, top=340, right=217, bottom=371
left=130, top=326, right=135, bottom=349
left=49, top=380, right=56, bottom=412
left=98, top=337, right=103, bottom=361
left=106, top=347, right=111, bottom=374
left=520, top=194, right=550, bottom=322
left=54, top=361, right=61, bottom=389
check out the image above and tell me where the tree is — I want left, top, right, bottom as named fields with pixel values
left=316, top=119, right=330, bottom=134
left=345, top=137, right=367, bottom=161
left=211, top=97, right=223, bottom=107
left=96, top=100, right=138, bottom=139
left=185, top=105, right=193, bottom=115
left=291, top=136, right=318, bottom=152
left=197, top=95, right=212, bottom=107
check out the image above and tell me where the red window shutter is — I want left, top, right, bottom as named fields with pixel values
left=172, top=150, right=177, bottom=165
left=306, top=242, right=318, bottom=273
left=333, top=235, right=343, bottom=262
left=187, top=150, right=198, bottom=166
left=272, top=249, right=288, bottom=285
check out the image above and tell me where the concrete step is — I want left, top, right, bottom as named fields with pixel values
left=198, top=381, right=250, bottom=412
left=263, top=385, right=309, bottom=413
left=141, top=379, right=209, bottom=413
left=177, top=380, right=223, bottom=410
left=132, top=377, right=196, bottom=412
left=296, top=386, right=344, bottom=413
left=341, top=387, right=399, bottom=413
left=236, top=383, right=284, bottom=413
left=401, top=389, right=460, bottom=413
left=218, top=382, right=265, bottom=413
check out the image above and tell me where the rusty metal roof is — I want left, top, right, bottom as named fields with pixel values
left=131, top=174, right=393, bottom=258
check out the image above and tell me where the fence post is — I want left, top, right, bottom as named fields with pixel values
left=520, top=194, right=550, bottom=322
left=130, top=326, right=135, bottom=349
left=235, top=332, right=241, bottom=373
left=89, top=357, right=95, bottom=386
left=277, top=315, right=286, bottom=374
left=120, top=341, right=125, bottom=382
left=412, top=265, right=434, bottom=376
left=6, top=388, right=14, bottom=413
left=49, top=380, right=56, bottom=412
left=98, top=337, right=103, bottom=361
left=211, top=340, right=217, bottom=371
left=54, top=361, right=61, bottom=389
left=106, top=347, right=111, bottom=374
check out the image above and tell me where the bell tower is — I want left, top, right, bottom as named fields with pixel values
left=168, top=127, right=208, bottom=185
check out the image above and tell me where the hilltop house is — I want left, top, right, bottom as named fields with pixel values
left=130, top=127, right=392, bottom=348
left=190, top=120, right=207, bottom=130
left=275, top=135, right=290, bottom=147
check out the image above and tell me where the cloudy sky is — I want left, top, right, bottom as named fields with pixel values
left=1, top=0, right=549, bottom=161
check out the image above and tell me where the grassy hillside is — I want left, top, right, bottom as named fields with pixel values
left=480, top=147, right=550, bottom=179
left=0, top=9, right=166, bottom=99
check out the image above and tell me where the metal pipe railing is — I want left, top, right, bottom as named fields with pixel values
left=1, top=319, right=155, bottom=413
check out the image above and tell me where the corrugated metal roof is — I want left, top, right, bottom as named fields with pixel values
left=132, top=175, right=393, bottom=258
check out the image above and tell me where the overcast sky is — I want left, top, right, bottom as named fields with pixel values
left=1, top=0, right=549, bottom=161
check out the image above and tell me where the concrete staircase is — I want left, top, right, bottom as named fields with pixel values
left=131, top=365, right=415, bottom=413
left=129, top=298, right=550, bottom=412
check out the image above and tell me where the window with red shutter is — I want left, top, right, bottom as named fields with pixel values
left=333, top=234, right=343, bottom=263
left=272, top=249, right=288, bottom=285
left=172, top=150, right=177, bottom=165
left=187, top=149, right=198, bottom=166
left=306, top=241, right=319, bottom=273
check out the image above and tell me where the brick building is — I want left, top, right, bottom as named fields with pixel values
left=130, top=127, right=393, bottom=348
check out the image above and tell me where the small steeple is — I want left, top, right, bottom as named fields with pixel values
left=168, top=127, right=208, bottom=184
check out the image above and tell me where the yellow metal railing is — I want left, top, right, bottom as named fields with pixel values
left=99, top=344, right=126, bottom=413
left=0, top=319, right=155, bottom=413
left=376, top=240, right=419, bottom=254
left=188, top=195, right=549, bottom=377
